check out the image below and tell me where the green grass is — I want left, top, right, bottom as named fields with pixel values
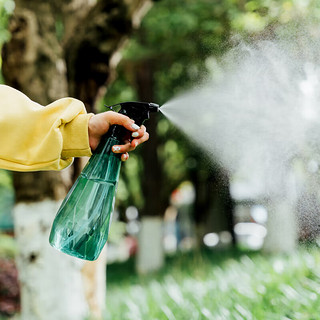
left=105, top=247, right=320, bottom=320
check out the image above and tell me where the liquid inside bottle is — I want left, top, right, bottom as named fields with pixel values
left=49, top=136, right=121, bottom=261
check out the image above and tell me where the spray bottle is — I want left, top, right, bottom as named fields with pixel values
left=49, top=101, right=159, bottom=261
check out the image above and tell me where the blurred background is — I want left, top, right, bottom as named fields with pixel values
left=1, top=0, right=320, bottom=319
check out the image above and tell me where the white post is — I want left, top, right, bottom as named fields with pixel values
left=136, top=216, right=164, bottom=274
left=263, top=200, right=297, bottom=253
left=263, top=168, right=298, bottom=253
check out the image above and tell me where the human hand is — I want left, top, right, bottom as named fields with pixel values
left=88, top=111, right=149, bottom=161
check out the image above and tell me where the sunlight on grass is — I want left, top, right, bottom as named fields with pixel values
left=106, top=248, right=320, bottom=320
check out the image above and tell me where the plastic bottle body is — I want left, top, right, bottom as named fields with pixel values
left=49, top=136, right=121, bottom=261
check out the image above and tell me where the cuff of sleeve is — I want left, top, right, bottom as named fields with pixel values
left=61, top=113, right=94, bottom=159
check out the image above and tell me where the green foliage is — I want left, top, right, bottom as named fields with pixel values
left=121, top=0, right=320, bottom=102
left=102, top=77, right=138, bottom=111
left=0, top=171, right=13, bottom=231
left=0, top=170, right=12, bottom=190
left=0, top=0, right=14, bottom=83
left=123, top=0, right=231, bottom=102
left=228, top=0, right=320, bottom=34
left=0, top=0, right=14, bottom=46
left=0, top=233, right=16, bottom=258
left=105, top=0, right=320, bottom=210
left=106, top=248, right=320, bottom=319
left=55, top=18, right=64, bottom=43
left=117, top=154, right=145, bottom=210
left=115, top=0, right=320, bottom=103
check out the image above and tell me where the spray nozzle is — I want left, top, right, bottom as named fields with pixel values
left=105, top=101, right=160, bottom=126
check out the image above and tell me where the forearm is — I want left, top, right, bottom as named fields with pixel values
left=0, top=85, right=92, bottom=171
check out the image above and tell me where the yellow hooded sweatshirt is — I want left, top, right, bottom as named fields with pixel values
left=0, top=85, right=93, bottom=172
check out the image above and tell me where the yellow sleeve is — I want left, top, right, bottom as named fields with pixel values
left=0, top=85, right=93, bottom=171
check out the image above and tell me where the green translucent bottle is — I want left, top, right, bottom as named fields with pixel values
left=49, top=102, right=159, bottom=261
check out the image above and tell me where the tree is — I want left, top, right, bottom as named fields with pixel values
left=105, top=0, right=235, bottom=270
left=106, top=0, right=320, bottom=259
left=2, top=0, right=152, bottom=319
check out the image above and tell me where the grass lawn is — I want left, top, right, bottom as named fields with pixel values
left=106, top=246, right=320, bottom=320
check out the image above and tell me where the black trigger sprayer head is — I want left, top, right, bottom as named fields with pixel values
left=106, top=101, right=160, bottom=126
left=104, top=101, right=160, bottom=141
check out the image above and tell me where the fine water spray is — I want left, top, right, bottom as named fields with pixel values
left=160, top=29, right=320, bottom=250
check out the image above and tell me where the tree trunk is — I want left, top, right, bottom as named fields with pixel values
left=2, top=0, right=152, bottom=318
left=192, top=161, right=235, bottom=248
left=135, top=60, right=166, bottom=273
left=2, top=4, right=92, bottom=319
left=14, top=200, right=89, bottom=320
